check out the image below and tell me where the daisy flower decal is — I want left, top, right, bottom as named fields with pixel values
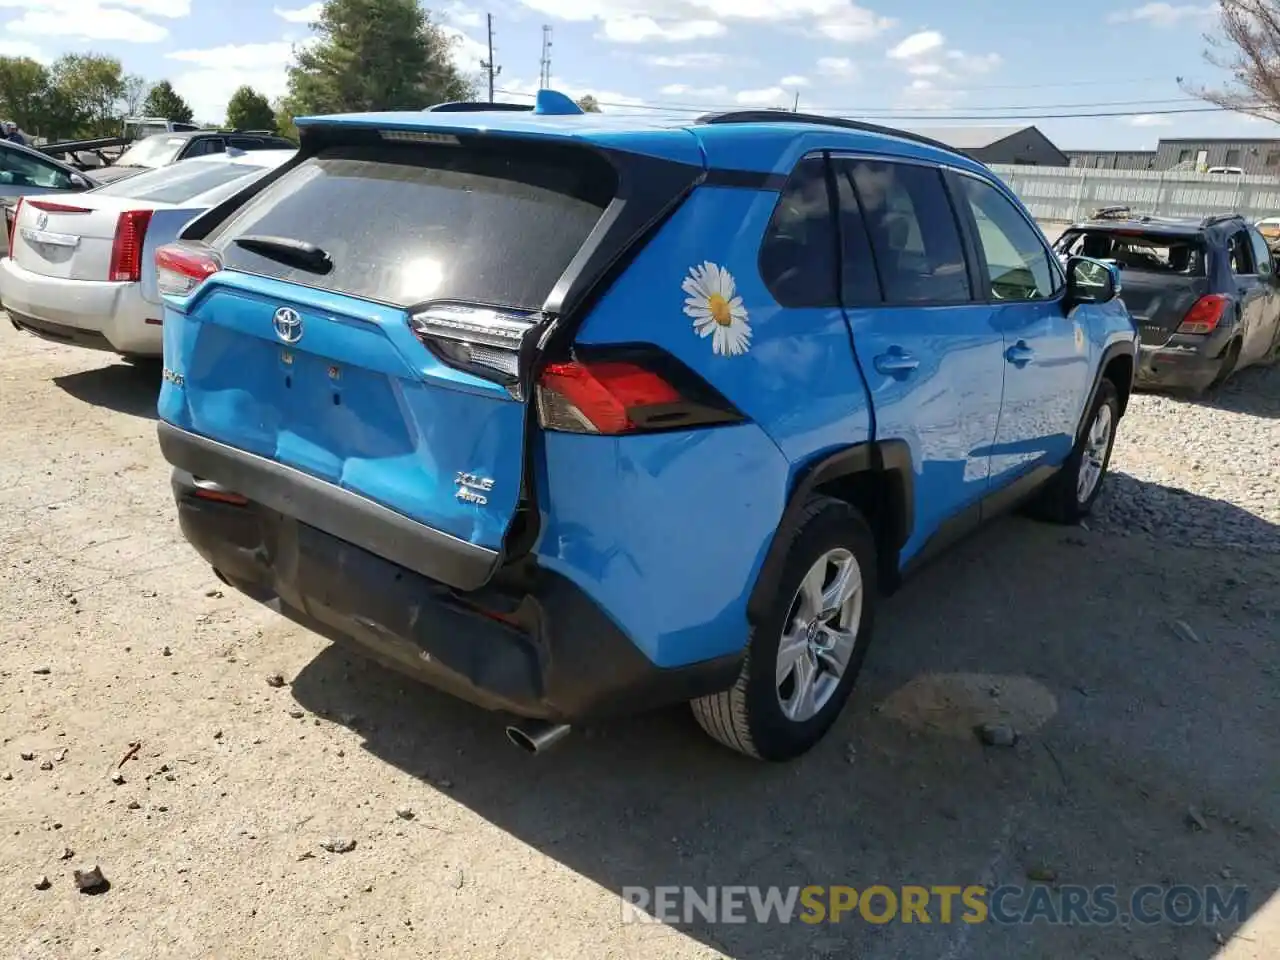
left=682, top=261, right=752, bottom=357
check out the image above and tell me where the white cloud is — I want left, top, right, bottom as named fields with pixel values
left=817, top=56, right=858, bottom=80
left=894, top=77, right=962, bottom=111
left=888, top=30, right=944, bottom=60
left=1107, top=2, right=1216, bottom=26
left=273, top=2, right=321, bottom=23
left=600, top=15, right=725, bottom=41
left=4, top=5, right=170, bottom=41
left=736, top=86, right=786, bottom=107
left=661, top=83, right=731, bottom=99
left=167, top=41, right=299, bottom=123
left=512, top=0, right=892, bottom=46
left=1128, top=113, right=1174, bottom=127
left=780, top=75, right=809, bottom=87
left=646, top=52, right=725, bottom=68
left=441, top=25, right=488, bottom=74
left=0, top=38, right=49, bottom=61
left=814, top=4, right=894, bottom=41
left=946, top=50, right=1001, bottom=74
left=443, top=2, right=483, bottom=28
left=885, top=29, right=999, bottom=100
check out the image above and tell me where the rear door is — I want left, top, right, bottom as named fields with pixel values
left=1225, top=225, right=1270, bottom=364
left=832, top=155, right=1006, bottom=563
left=165, top=135, right=622, bottom=554
left=1243, top=225, right=1280, bottom=364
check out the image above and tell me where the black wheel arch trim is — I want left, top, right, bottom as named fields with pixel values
left=746, top=439, right=913, bottom=625
left=1076, top=339, right=1137, bottom=444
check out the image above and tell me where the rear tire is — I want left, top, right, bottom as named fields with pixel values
left=691, top=496, right=878, bottom=762
left=1029, top=378, right=1120, bottom=525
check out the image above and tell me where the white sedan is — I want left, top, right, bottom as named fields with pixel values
left=1, top=149, right=294, bottom=359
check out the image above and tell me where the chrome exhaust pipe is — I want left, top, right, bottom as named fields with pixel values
left=505, top=720, right=571, bottom=755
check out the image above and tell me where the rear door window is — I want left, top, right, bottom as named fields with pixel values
left=1228, top=228, right=1255, bottom=276
left=1247, top=226, right=1273, bottom=279
left=841, top=159, right=971, bottom=304
left=208, top=141, right=616, bottom=310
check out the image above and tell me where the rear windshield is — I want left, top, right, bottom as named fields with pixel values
left=115, top=135, right=188, bottom=169
left=1057, top=229, right=1206, bottom=276
left=91, top=160, right=265, bottom=204
left=206, top=141, right=616, bottom=309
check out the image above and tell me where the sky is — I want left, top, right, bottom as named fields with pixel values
left=0, top=0, right=1272, bottom=149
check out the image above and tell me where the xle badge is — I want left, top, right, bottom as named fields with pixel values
left=455, top=472, right=495, bottom=506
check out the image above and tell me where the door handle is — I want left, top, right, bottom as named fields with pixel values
left=873, top=349, right=920, bottom=377
left=1005, top=341, right=1035, bottom=367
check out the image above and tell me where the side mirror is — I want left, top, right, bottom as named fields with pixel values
left=69, top=173, right=91, bottom=190
left=1065, top=255, right=1120, bottom=308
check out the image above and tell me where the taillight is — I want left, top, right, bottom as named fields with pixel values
left=26, top=200, right=91, bottom=214
left=108, top=209, right=153, bottom=282
left=5, top=198, right=19, bottom=254
left=408, top=303, right=539, bottom=388
left=1176, top=294, right=1229, bottom=335
left=155, top=242, right=222, bottom=296
left=535, top=351, right=744, bottom=435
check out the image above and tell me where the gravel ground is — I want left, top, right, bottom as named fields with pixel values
left=0, top=318, right=1277, bottom=960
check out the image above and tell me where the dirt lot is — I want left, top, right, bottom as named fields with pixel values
left=1, top=317, right=1277, bottom=960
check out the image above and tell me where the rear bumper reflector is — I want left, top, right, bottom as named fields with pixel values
left=156, top=421, right=498, bottom=592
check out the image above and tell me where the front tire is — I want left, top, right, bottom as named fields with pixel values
left=1030, top=378, right=1120, bottom=525
left=691, top=496, right=878, bottom=762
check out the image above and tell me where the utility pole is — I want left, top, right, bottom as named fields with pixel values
left=539, top=25, right=553, bottom=89
left=792, top=91, right=800, bottom=113
left=480, top=13, right=501, bottom=103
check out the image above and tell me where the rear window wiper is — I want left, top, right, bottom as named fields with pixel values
left=234, top=234, right=333, bottom=275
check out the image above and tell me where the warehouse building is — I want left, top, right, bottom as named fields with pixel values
left=904, top=125, right=1070, bottom=167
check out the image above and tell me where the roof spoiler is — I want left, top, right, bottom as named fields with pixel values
left=424, top=89, right=585, bottom=116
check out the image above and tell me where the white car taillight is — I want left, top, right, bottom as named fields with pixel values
left=109, top=210, right=154, bottom=282
left=155, top=242, right=223, bottom=296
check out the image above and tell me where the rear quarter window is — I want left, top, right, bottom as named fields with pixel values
left=207, top=141, right=617, bottom=310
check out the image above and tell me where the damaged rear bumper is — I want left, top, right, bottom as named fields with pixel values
left=1135, top=343, right=1222, bottom=392
left=158, top=422, right=740, bottom=724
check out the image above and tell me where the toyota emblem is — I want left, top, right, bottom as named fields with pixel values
left=272, top=307, right=303, bottom=344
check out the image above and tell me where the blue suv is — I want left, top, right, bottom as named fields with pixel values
left=153, top=92, right=1138, bottom=762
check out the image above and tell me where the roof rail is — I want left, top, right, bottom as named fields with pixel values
left=1200, top=212, right=1245, bottom=228
left=229, top=129, right=278, bottom=135
left=425, top=101, right=534, bottom=113
left=694, top=110, right=966, bottom=157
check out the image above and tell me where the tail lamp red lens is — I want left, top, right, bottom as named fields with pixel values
left=536, top=359, right=694, bottom=434
left=26, top=200, right=92, bottom=214
left=108, top=209, right=154, bottom=282
left=1176, top=294, right=1229, bottom=335
left=155, top=242, right=222, bottom=296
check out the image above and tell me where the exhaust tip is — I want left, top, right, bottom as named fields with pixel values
left=505, top=725, right=540, bottom=754
left=505, top=721, right=571, bottom=755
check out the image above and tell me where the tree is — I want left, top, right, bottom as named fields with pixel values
left=141, top=80, right=194, bottom=124
left=273, top=97, right=299, bottom=140
left=575, top=94, right=601, bottom=112
left=225, top=85, right=277, bottom=131
left=0, top=56, right=53, bottom=134
left=122, top=74, right=149, bottom=116
left=286, top=0, right=475, bottom=114
left=1186, top=0, right=1280, bottom=121
left=50, top=54, right=128, bottom=137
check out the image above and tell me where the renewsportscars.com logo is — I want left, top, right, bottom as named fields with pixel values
left=620, top=884, right=1249, bottom=927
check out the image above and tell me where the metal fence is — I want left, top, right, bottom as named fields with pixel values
left=988, top=164, right=1280, bottom=224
